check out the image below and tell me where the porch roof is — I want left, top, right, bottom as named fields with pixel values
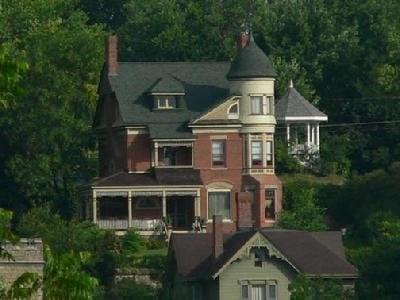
left=92, top=168, right=202, bottom=187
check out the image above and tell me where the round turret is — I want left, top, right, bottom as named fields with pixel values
left=227, top=35, right=277, bottom=132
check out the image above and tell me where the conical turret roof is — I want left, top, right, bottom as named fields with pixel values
left=227, top=36, right=277, bottom=79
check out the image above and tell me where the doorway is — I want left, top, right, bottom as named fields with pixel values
left=166, top=196, right=194, bottom=230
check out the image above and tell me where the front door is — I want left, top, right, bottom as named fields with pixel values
left=166, top=196, right=194, bottom=230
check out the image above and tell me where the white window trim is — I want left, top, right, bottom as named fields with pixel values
left=206, top=188, right=232, bottom=222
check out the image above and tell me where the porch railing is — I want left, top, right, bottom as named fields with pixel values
left=97, top=219, right=128, bottom=230
left=97, top=219, right=164, bottom=231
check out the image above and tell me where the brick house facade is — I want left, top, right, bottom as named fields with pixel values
left=87, top=33, right=323, bottom=234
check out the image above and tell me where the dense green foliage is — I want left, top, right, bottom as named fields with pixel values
left=279, top=178, right=327, bottom=231
left=1, top=0, right=400, bottom=298
left=289, top=274, right=354, bottom=300
left=108, top=279, right=158, bottom=300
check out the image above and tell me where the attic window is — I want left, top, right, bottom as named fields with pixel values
left=155, top=95, right=177, bottom=109
left=228, top=103, right=239, bottom=119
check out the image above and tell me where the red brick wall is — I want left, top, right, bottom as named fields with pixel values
left=194, top=133, right=243, bottom=233
left=127, top=134, right=152, bottom=172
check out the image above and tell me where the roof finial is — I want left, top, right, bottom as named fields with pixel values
left=289, top=79, right=294, bottom=88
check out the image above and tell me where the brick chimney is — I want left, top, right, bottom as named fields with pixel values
left=212, top=215, right=223, bottom=260
left=236, top=32, right=250, bottom=49
left=106, top=35, right=118, bottom=75
left=237, top=192, right=253, bottom=230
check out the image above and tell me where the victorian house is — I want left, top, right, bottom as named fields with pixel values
left=88, top=33, right=325, bottom=234
left=89, top=33, right=277, bottom=233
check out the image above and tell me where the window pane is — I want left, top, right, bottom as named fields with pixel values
left=242, top=285, right=249, bottom=299
left=167, top=96, right=176, bottom=108
left=251, top=141, right=263, bottom=166
left=266, top=141, right=273, bottom=164
left=265, top=189, right=276, bottom=220
left=263, top=97, right=270, bottom=114
left=212, top=141, right=225, bottom=165
left=158, top=96, right=167, bottom=107
left=208, top=192, right=230, bottom=219
left=251, top=96, right=262, bottom=114
left=268, top=284, right=276, bottom=299
left=229, top=103, right=238, bottom=114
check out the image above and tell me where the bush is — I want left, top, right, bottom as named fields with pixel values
left=289, top=274, right=355, bottom=300
left=275, top=137, right=303, bottom=174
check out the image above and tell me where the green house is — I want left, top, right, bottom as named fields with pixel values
left=165, top=217, right=358, bottom=300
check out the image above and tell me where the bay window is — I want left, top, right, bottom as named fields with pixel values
left=208, top=191, right=230, bottom=220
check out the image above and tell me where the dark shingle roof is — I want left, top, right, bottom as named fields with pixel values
left=149, top=76, right=185, bottom=94
left=227, top=38, right=277, bottom=79
left=275, top=86, right=327, bottom=121
left=92, top=169, right=202, bottom=187
left=100, top=62, right=231, bottom=138
left=170, top=229, right=358, bottom=280
left=261, top=230, right=357, bottom=277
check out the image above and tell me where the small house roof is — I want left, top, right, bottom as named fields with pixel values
left=275, top=84, right=328, bottom=122
left=227, top=37, right=277, bottom=79
left=169, top=229, right=358, bottom=281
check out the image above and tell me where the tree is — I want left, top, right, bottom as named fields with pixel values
left=0, top=0, right=105, bottom=217
left=279, top=178, right=327, bottom=231
left=43, top=247, right=99, bottom=300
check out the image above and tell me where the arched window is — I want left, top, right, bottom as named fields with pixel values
left=227, top=103, right=239, bottom=119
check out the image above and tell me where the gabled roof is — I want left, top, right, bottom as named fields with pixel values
left=170, top=229, right=358, bottom=281
left=92, top=169, right=203, bottom=187
left=98, top=62, right=231, bottom=138
left=275, top=85, right=328, bottom=122
left=227, top=37, right=277, bottom=79
left=149, top=76, right=185, bottom=94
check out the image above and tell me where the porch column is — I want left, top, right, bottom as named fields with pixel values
left=311, top=124, right=315, bottom=145
left=306, top=123, right=311, bottom=148
left=128, top=191, right=132, bottom=228
left=162, top=190, right=167, bottom=218
left=262, top=133, right=267, bottom=168
left=92, top=190, right=97, bottom=224
left=286, top=124, right=290, bottom=144
left=154, top=142, right=159, bottom=167
left=316, top=123, right=320, bottom=150
left=247, top=134, right=252, bottom=169
left=195, top=190, right=201, bottom=217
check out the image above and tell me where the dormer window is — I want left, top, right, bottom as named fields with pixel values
left=156, top=95, right=177, bottom=109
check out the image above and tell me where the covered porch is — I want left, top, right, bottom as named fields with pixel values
left=87, top=188, right=201, bottom=234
